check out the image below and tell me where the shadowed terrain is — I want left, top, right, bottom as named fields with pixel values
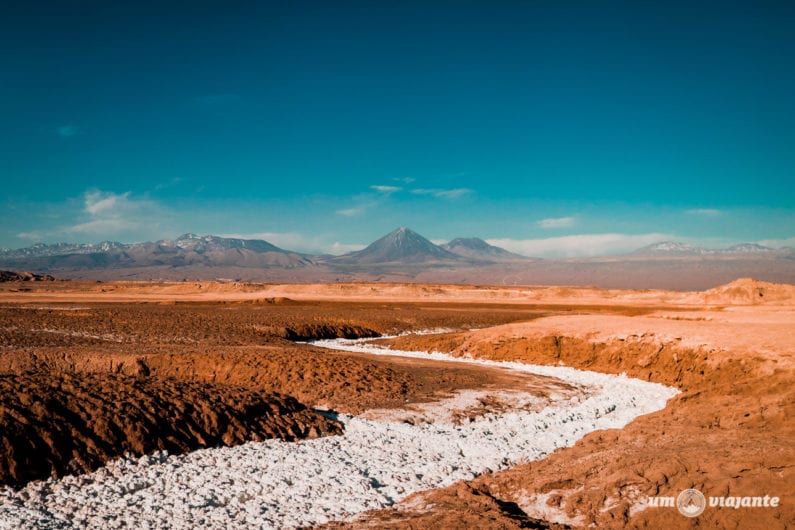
left=0, top=371, right=341, bottom=487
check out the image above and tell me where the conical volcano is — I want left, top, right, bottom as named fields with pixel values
left=333, top=227, right=460, bottom=264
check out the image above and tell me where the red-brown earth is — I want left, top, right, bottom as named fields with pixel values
left=1, top=278, right=792, bottom=529
left=0, top=371, right=341, bottom=487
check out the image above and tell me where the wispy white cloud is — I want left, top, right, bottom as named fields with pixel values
left=686, top=208, right=721, bottom=217
left=335, top=183, right=400, bottom=217
left=16, top=190, right=173, bottom=243
left=154, top=177, right=185, bottom=191
left=370, top=185, right=401, bottom=194
left=56, top=125, right=78, bottom=138
left=336, top=206, right=368, bottom=217
left=68, top=218, right=136, bottom=235
left=68, top=190, right=164, bottom=237
left=83, top=190, right=129, bottom=216
left=328, top=242, right=366, bottom=254
left=410, top=188, right=472, bottom=199
left=333, top=183, right=470, bottom=222
left=537, top=216, right=576, bottom=229
left=487, top=233, right=675, bottom=258
left=16, top=230, right=45, bottom=240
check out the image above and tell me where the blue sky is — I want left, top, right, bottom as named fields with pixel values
left=2, top=1, right=793, bottom=257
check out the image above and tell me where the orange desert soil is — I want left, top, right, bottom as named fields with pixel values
left=327, top=279, right=795, bottom=529
left=0, top=371, right=341, bottom=487
left=0, top=295, right=567, bottom=490
left=2, top=278, right=793, bottom=529
left=0, top=301, right=568, bottom=415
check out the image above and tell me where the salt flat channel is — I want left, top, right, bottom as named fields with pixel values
left=0, top=336, right=678, bottom=529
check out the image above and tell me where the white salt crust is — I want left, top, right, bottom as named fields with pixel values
left=0, top=337, right=678, bottom=529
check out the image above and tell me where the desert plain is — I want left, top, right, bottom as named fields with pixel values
left=0, top=278, right=792, bottom=529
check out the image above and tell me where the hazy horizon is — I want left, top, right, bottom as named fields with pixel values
left=3, top=226, right=795, bottom=260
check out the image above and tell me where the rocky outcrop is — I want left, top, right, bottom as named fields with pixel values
left=0, top=270, right=55, bottom=282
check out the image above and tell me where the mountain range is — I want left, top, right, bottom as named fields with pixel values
left=1, top=228, right=793, bottom=289
left=631, top=241, right=784, bottom=256
left=0, top=228, right=527, bottom=269
left=0, top=233, right=313, bottom=272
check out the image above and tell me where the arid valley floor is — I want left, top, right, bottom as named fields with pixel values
left=0, top=279, right=792, bottom=529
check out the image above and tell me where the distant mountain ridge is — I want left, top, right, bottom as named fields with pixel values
left=1, top=230, right=793, bottom=288
left=0, top=234, right=291, bottom=259
left=725, top=243, right=779, bottom=253
left=2, top=233, right=789, bottom=264
left=441, top=237, right=526, bottom=261
left=632, top=241, right=782, bottom=257
left=1, top=240, right=127, bottom=259
left=0, top=233, right=313, bottom=271
left=0, top=228, right=527, bottom=275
